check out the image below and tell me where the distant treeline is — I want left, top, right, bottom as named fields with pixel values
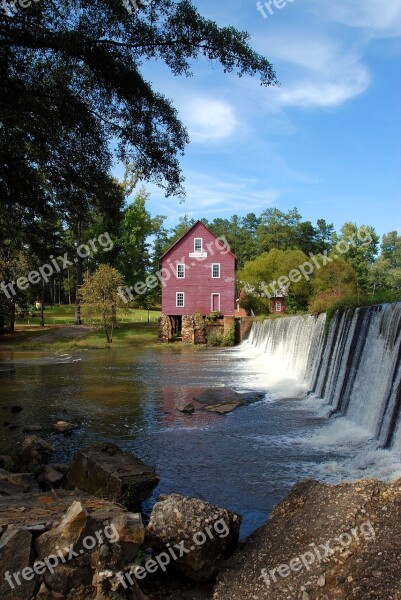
left=1, top=192, right=401, bottom=332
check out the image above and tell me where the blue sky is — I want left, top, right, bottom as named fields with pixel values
left=118, top=0, right=401, bottom=238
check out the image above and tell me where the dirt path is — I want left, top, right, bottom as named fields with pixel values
left=25, top=325, right=91, bottom=344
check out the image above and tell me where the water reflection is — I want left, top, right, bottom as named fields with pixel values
left=0, top=346, right=339, bottom=538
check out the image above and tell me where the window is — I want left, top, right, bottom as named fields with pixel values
left=275, top=302, right=282, bottom=312
left=176, top=263, right=185, bottom=278
left=194, top=238, right=203, bottom=253
left=176, top=292, right=185, bottom=307
left=212, top=263, right=220, bottom=278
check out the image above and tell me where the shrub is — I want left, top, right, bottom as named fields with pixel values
left=323, top=290, right=401, bottom=336
left=222, top=324, right=236, bottom=347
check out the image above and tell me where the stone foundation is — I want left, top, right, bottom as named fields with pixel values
left=182, top=314, right=207, bottom=345
left=158, top=314, right=173, bottom=343
left=159, top=314, right=251, bottom=345
left=158, top=315, right=182, bottom=342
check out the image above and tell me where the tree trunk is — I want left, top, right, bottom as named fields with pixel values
left=9, top=299, right=15, bottom=333
left=40, top=283, right=45, bottom=327
left=75, top=221, right=82, bottom=325
left=67, top=269, right=72, bottom=305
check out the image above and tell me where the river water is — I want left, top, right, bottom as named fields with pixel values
left=1, top=342, right=401, bottom=538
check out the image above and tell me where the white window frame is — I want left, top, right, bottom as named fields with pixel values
left=211, top=293, right=220, bottom=312
left=194, top=237, right=203, bottom=253
left=212, top=263, right=221, bottom=278
left=176, top=292, right=185, bottom=308
left=275, top=301, right=282, bottom=312
left=176, top=263, right=185, bottom=279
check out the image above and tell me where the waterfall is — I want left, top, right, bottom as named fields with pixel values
left=248, top=303, right=401, bottom=456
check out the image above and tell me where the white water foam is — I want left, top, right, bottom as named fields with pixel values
left=244, top=307, right=401, bottom=482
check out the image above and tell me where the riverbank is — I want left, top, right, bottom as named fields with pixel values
left=0, top=322, right=160, bottom=352
left=1, top=437, right=401, bottom=600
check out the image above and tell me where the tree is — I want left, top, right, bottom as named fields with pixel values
left=332, top=223, right=379, bottom=293
left=115, top=187, right=165, bottom=297
left=308, top=258, right=358, bottom=314
left=238, top=248, right=311, bottom=312
left=1, top=0, right=277, bottom=223
left=369, top=231, right=401, bottom=293
left=79, top=264, right=125, bottom=343
left=256, top=208, right=302, bottom=253
left=382, top=231, right=401, bottom=265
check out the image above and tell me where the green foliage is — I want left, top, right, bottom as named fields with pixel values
left=207, top=324, right=236, bottom=347
left=369, top=231, right=401, bottom=293
left=239, top=292, right=271, bottom=316
left=79, top=264, right=126, bottom=343
left=238, top=248, right=311, bottom=313
left=222, top=325, right=236, bottom=347
left=115, top=187, right=165, bottom=296
left=308, top=258, right=358, bottom=314
left=331, top=223, right=379, bottom=293
left=255, top=208, right=333, bottom=256
left=1, top=0, right=277, bottom=225
left=205, top=311, right=221, bottom=324
left=323, top=290, right=401, bottom=336
left=207, top=332, right=223, bottom=347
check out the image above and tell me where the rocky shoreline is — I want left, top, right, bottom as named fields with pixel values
left=0, top=437, right=242, bottom=600
left=1, top=428, right=401, bottom=599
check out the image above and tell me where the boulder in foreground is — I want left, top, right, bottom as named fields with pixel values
left=213, top=478, right=401, bottom=600
left=146, top=493, right=241, bottom=581
left=21, top=436, right=54, bottom=470
left=67, top=442, right=159, bottom=507
left=0, top=491, right=146, bottom=600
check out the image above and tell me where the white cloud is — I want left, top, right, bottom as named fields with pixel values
left=312, top=0, right=401, bottom=37
left=148, top=171, right=282, bottom=223
left=179, top=97, right=238, bottom=142
left=254, top=34, right=371, bottom=109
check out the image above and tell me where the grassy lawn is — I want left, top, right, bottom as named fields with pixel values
left=1, top=304, right=162, bottom=351
left=0, top=322, right=160, bottom=351
left=15, top=304, right=161, bottom=325
left=68, top=323, right=160, bottom=350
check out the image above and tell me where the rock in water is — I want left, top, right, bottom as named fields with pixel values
left=175, top=400, right=195, bottom=413
left=23, top=424, right=43, bottom=433
left=204, top=402, right=243, bottom=414
left=193, top=388, right=243, bottom=405
left=146, top=494, right=241, bottom=581
left=67, top=442, right=159, bottom=507
left=52, top=421, right=78, bottom=433
left=193, top=388, right=264, bottom=414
